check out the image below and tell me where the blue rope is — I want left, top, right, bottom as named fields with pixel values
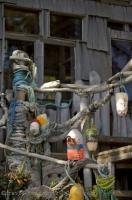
left=43, top=100, right=72, bottom=110
left=8, top=99, right=17, bottom=124
left=12, top=68, right=35, bottom=102
left=12, top=69, right=32, bottom=87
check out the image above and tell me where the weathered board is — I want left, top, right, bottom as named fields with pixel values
left=34, top=40, right=44, bottom=87
left=89, top=71, right=101, bottom=132
left=97, top=145, right=132, bottom=163
left=82, top=49, right=111, bottom=81
left=87, top=16, right=108, bottom=52
left=3, top=0, right=131, bottom=24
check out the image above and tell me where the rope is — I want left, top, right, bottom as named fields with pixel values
left=12, top=68, right=35, bottom=103
left=119, top=72, right=127, bottom=93
left=98, top=164, right=109, bottom=178
left=65, top=161, right=89, bottom=200
left=91, top=165, right=117, bottom=200
left=41, top=99, right=72, bottom=110
left=12, top=68, right=32, bottom=87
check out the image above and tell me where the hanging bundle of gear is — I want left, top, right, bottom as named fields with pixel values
left=67, top=128, right=84, bottom=161
left=91, top=165, right=117, bottom=200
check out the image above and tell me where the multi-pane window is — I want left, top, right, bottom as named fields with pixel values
left=5, top=7, right=39, bottom=34
left=50, top=13, right=82, bottom=40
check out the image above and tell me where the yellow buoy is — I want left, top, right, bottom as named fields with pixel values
left=68, top=184, right=84, bottom=200
left=36, top=114, right=48, bottom=126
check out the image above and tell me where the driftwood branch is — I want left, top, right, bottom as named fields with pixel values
left=35, top=71, right=132, bottom=95
left=0, top=142, right=67, bottom=165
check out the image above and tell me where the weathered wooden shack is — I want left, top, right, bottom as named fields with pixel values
left=0, top=0, right=132, bottom=199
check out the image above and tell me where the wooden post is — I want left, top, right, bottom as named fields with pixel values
left=89, top=71, right=101, bottom=132
left=79, top=80, right=92, bottom=192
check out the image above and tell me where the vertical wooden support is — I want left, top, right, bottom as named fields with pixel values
left=0, top=3, right=5, bottom=92
left=0, top=3, right=5, bottom=162
left=82, top=15, right=88, bottom=42
left=55, top=92, right=62, bottom=123
left=39, top=9, right=50, bottom=38
left=101, top=91, right=110, bottom=136
left=74, top=41, right=82, bottom=80
left=73, top=41, right=82, bottom=115
left=89, top=71, right=101, bottom=132
left=34, top=40, right=44, bottom=87
left=108, top=162, right=115, bottom=176
left=79, top=81, right=92, bottom=192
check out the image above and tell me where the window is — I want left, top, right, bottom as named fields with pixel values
left=5, top=7, right=39, bottom=34
left=44, top=44, right=74, bottom=100
left=108, top=21, right=125, bottom=31
left=50, top=13, right=82, bottom=40
left=111, top=40, right=132, bottom=101
left=4, top=39, right=34, bottom=89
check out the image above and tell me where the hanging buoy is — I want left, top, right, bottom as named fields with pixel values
left=30, top=120, right=40, bottom=136
left=68, top=184, right=84, bottom=200
left=115, top=92, right=128, bottom=117
left=36, top=113, right=48, bottom=126
left=67, top=129, right=84, bottom=161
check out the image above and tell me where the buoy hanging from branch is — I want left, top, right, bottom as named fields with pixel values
left=84, top=116, right=98, bottom=152
left=115, top=92, right=128, bottom=117
left=68, top=184, right=84, bottom=200
left=67, top=128, right=84, bottom=161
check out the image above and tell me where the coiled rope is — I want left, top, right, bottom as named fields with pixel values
left=12, top=67, right=35, bottom=103
left=91, top=165, right=117, bottom=200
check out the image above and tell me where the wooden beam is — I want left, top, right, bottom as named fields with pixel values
left=98, top=135, right=132, bottom=145
left=97, top=145, right=132, bottom=163
left=116, top=163, right=132, bottom=169
left=114, top=190, right=132, bottom=198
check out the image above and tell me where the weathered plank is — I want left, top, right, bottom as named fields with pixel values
left=97, top=145, right=132, bottom=163
left=87, top=16, right=108, bottom=52
left=34, top=40, right=44, bottom=87
left=101, top=91, right=110, bottom=136
left=2, top=0, right=132, bottom=23
left=72, top=80, right=82, bottom=115
left=111, top=30, right=132, bottom=41
left=74, top=41, right=82, bottom=80
left=80, top=91, right=92, bottom=193
left=114, top=190, right=132, bottom=198
left=89, top=71, right=101, bottom=133
left=82, top=49, right=111, bottom=82
left=98, top=135, right=132, bottom=144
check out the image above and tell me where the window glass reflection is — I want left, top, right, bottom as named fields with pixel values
left=5, top=8, right=39, bottom=34
left=50, top=13, right=82, bottom=40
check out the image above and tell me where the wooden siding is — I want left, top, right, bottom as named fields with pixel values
left=87, top=16, right=108, bottom=52
left=81, top=49, right=112, bottom=81
left=1, top=0, right=132, bottom=23
left=34, top=40, right=44, bottom=87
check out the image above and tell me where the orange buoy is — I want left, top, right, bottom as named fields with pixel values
left=67, top=129, right=84, bottom=161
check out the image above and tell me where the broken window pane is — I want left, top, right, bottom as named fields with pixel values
left=112, top=40, right=132, bottom=100
left=44, top=44, right=74, bottom=100
left=5, top=7, right=39, bottom=34
left=50, top=13, right=82, bottom=40
left=4, top=39, right=34, bottom=90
